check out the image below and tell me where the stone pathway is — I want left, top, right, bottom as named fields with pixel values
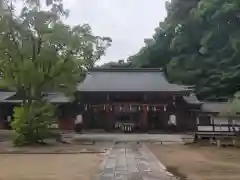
left=75, top=133, right=184, bottom=143
left=96, top=143, right=177, bottom=180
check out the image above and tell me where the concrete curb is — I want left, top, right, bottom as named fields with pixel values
left=0, top=150, right=107, bottom=155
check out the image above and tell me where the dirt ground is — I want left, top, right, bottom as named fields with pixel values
left=0, top=140, right=110, bottom=154
left=0, top=153, right=103, bottom=180
left=148, top=144, right=240, bottom=180
left=0, top=141, right=110, bottom=180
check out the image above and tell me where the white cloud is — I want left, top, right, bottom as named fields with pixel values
left=64, top=0, right=168, bottom=64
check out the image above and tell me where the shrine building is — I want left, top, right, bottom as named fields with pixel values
left=0, top=68, right=204, bottom=132
left=76, top=68, right=202, bottom=132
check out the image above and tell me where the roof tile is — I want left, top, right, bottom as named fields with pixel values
left=78, top=68, right=192, bottom=92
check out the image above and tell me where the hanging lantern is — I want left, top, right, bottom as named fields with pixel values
left=173, top=96, right=176, bottom=101
left=164, top=105, right=167, bottom=112
left=144, top=95, right=147, bottom=100
left=173, top=96, right=176, bottom=106
left=153, top=106, right=156, bottom=112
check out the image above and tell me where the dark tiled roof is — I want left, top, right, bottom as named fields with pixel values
left=77, top=68, right=192, bottom=92
left=1, top=100, right=22, bottom=103
left=0, top=92, right=70, bottom=103
left=183, top=95, right=203, bottom=105
left=44, top=93, right=71, bottom=103
left=0, top=92, right=16, bottom=101
left=202, top=101, right=240, bottom=118
left=201, top=102, right=230, bottom=113
left=0, top=91, right=22, bottom=103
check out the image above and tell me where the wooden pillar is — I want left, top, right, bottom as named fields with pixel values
left=141, top=105, right=148, bottom=132
left=103, top=104, right=113, bottom=132
left=58, top=118, right=75, bottom=130
left=210, top=115, right=215, bottom=132
left=0, top=105, right=7, bottom=129
left=58, top=104, right=75, bottom=131
left=162, top=105, right=169, bottom=131
left=0, top=119, right=5, bottom=129
left=106, top=111, right=114, bottom=132
left=0, top=106, right=4, bottom=129
left=155, top=110, right=163, bottom=130
left=82, top=110, right=87, bottom=129
left=104, top=111, right=110, bottom=132
left=188, top=111, right=198, bottom=131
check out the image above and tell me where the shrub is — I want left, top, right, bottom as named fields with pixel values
left=11, top=102, right=56, bottom=146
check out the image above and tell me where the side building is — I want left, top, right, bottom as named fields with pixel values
left=0, top=92, right=78, bottom=130
left=195, top=102, right=240, bottom=136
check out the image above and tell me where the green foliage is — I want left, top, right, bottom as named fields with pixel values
left=0, top=1, right=80, bottom=98
left=0, top=0, right=111, bottom=146
left=11, top=102, right=56, bottom=146
left=0, top=1, right=111, bottom=98
left=100, top=59, right=132, bottom=68
left=220, top=92, right=240, bottom=118
left=127, top=0, right=240, bottom=101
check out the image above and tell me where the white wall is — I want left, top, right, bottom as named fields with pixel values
left=213, top=117, right=240, bottom=132
left=214, top=117, right=228, bottom=125
left=233, top=119, right=240, bottom=125
left=197, top=126, right=213, bottom=132
left=197, top=116, right=240, bottom=132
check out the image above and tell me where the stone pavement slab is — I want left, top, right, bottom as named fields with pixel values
left=74, top=133, right=185, bottom=143
left=96, top=143, right=177, bottom=180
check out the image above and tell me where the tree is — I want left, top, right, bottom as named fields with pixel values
left=129, top=0, right=240, bottom=101
left=100, top=59, right=132, bottom=68
left=79, top=30, right=112, bottom=70
left=0, top=0, right=111, bottom=145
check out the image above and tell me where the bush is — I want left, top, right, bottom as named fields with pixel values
left=11, top=102, right=56, bottom=146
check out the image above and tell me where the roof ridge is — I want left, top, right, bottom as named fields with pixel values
left=89, top=68, right=163, bottom=73
left=204, top=101, right=229, bottom=104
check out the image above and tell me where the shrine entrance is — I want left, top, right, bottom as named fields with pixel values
left=148, top=112, right=160, bottom=130
left=113, top=112, right=141, bottom=132
left=83, top=103, right=171, bottom=133
left=147, top=111, right=168, bottom=131
left=73, top=68, right=202, bottom=133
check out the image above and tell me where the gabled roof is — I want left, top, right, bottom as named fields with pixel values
left=201, top=102, right=230, bottom=113
left=0, top=91, right=23, bottom=103
left=0, top=92, right=70, bottom=104
left=0, top=92, right=16, bottom=101
left=77, top=68, right=192, bottom=93
left=183, top=94, right=203, bottom=105
left=201, top=101, right=240, bottom=118
left=44, top=93, right=71, bottom=103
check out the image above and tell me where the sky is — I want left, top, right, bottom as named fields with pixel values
left=63, top=0, right=168, bottom=64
